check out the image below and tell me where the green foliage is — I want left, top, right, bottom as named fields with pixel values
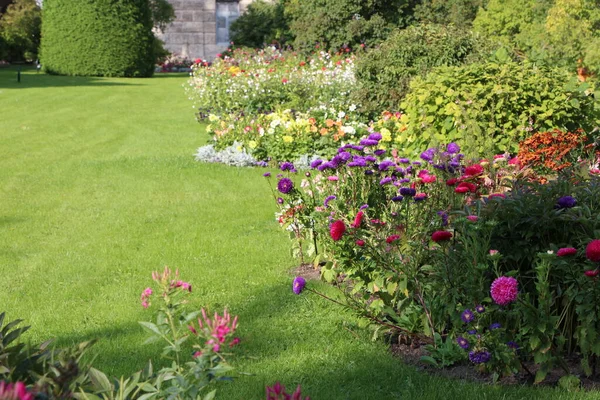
left=353, top=24, right=492, bottom=117
left=285, top=0, right=416, bottom=52
left=40, top=0, right=155, bottom=77
left=413, top=0, right=483, bottom=27
left=230, top=0, right=292, bottom=48
left=0, top=0, right=41, bottom=61
left=149, top=0, right=175, bottom=32
left=399, top=62, right=597, bottom=156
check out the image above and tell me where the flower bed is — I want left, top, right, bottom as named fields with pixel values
left=267, top=131, right=600, bottom=385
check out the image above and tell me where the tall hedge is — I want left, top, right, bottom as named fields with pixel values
left=41, top=0, right=155, bottom=77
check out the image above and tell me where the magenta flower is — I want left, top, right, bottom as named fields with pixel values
left=0, top=381, right=33, bottom=400
left=293, top=276, right=306, bottom=295
left=193, top=308, right=238, bottom=352
left=557, top=247, right=577, bottom=257
left=490, top=276, right=518, bottom=306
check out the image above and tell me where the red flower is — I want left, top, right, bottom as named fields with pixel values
left=446, top=178, right=458, bottom=186
left=431, top=231, right=452, bottom=242
left=330, top=220, right=346, bottom=241
left=386, top=235, right=400, bottom=244
left=585, top=269, right=600, bottom=278
left=586, top=240, right=600, bottom=262
left=455, top=182, right=476, bottom=193
left=282, top=78, right=288, bottom=84
left=465, top=164, right=484, bottom=176
left=356, top=240, right=365, bottom=247
left=352, top=211, right=364, bottom=228
left=557, top=247, right=577, bottom=257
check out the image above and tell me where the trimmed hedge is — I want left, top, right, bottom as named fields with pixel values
left=40, top=0, right=155, bottom=77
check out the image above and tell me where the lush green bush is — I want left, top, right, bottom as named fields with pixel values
left=413, top=0, right=483, bottom=27
left=284, top=0, right=415, bottom=52
left=352, top=24, right=492, bottom=117
left=399, top=62, right=598, bottom=156
left=230, top=0, right=292, bottom=49
left=0, top=0, right=41, bottom=62
left=40, top=0, right=155, bottom=77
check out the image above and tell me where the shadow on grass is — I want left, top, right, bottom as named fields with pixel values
left=0, top=68, right=139, bottom=89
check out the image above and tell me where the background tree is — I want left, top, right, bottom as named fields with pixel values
left=149, top=0, right=175, bottom=32
left=230, top=0, right=292, bottom=48
left=0, top=0, right=41, bottom=61
left=284, top=0, right=418, bottom=52
left=413, top=0, right=483, bottom=27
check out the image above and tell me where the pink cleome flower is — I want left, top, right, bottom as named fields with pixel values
left=490, top=276, right=518, bottom=306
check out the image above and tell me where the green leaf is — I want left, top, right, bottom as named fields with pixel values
left=139, top=321, right=162, bottom=336
left=203, top=389, right=217, bottom=400
left=89, top=367, right=113, bottom=393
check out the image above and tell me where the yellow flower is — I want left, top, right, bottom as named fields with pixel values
left=283, top=135, right=294, bottom=143
left=248, top=140, right=257, bottom=149
left=208, top=114, right=219, bottom=122
left=381, top=128, right=392, bottom=142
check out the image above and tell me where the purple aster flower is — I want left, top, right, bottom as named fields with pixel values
left=277, top=174, right=283, bottom=178
left=277, top=178, right=294, bottom=194
left=461, top=309, right=475, bottom=323
left=317, top=162, right=330, bottom=171
left=292, top=276, right=306, bottom=294
left=277, top=197, right=284, bottom=204
left=489, top=323, right=501, bottom=330
left=256, top=161, right=268, bottom=167
left=360, top=204, right=369, bottom=210
left=359, top=139, right=379, bottom=146
left=338, top=151, right=352, bottom=162
left=364, top=155, right=377, bottom=163
left=331, top=155, right=344, bottom=167
left=449, top=161, right=461, bottom=169
left=437, top=211, right=449, bottom=227
left=263, top=172, right=271, bottom=177
left=324, top=195, right=337, bottom=208
left=507, top=341, right=519, bottom=350
left=368, top=132, right=382, bottom=141
left=391, top=196, right=404, bottom=202
left=365, top=170, right=374, bottom=175
left=310, top=159, right=324, bottom=169
left=280, top=162, right=295, bottom=172
left=380, top=177, right=393, bottom=185
left=556, top=196, right=577, bottom=209
left=457, top=336, right=470, bottom=349
left=420, top=149, right=436, bottom=162
left=348, top=159, right=367, bottom=167
left=399, top=178, right=410, bottom=184
left=379, top=161, right=395, bottom=171
left=352, top=145, right=365, bottom=151
left=475, top=305, right=485, bottom=314
left=374, top=149, right=386, bottom=156
left=398, top=158, right=410, bottom=164
left=412, top=161, right=422, bottom=167
left=399, top=187, right=416, bottom=197
left=447, top=142, right=460, bottom=154
left=469, top=350, right=491, bottom=364
left=467, top=329, right=477, bottom=335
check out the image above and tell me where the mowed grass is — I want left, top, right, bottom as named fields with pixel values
left=0, top=67, right=595, bottom=399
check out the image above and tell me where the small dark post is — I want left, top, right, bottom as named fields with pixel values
left=17, top=67, right=21, bottom=83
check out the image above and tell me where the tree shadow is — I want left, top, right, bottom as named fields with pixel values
left=0, top=67, right=141, bottom=89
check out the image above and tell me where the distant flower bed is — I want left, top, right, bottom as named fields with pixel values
left=268, top=131, right=600, bottom=385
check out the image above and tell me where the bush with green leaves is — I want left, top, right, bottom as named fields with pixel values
left=284, top=0, right=415, bottom=53
left=398, top=61, right=598, bottom=156
left=40, top=0, right=155, bottom=77
left=352, top=23, right=493, bottom=117
left=230, top=0, right=292, bottom=49
left=413, top=0, right=482, bottom=27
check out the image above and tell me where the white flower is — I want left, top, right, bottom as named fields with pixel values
left=349, top=104, right=357, bottom=112
left=338, top=111, right=346, bottom=119
left=342, top=126, right=355, bottom=135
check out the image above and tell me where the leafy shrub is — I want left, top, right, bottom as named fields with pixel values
left=284, top=0, right=415, bottom=52
left=353, top=24, right=492, bottom=117
left=399, top=62, right=598, bottom=156
left=230, top=0, right=292, bottom=49
left=0, top=0, right=41, bottom=62
left=40, top=0, right=155, bottom=77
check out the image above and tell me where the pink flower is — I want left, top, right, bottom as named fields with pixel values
left=143, top=288, right=152, bottom=296
left=489, top=249, right=499, bottom=256
left=586, top=240, right=600, bottom=262
left=490, top=276, right=518, bottom=306
left=386, top=235, right=401, bottom=244
left=141, top=301, right=149, bottom=309
left=0, top=381, right=33, bottom=400
left=464, top=164, right=484, bottom=176
left=352, top=211, right=364, bottom=228
left=327, top=176, right=339, bottom=181
left=330, top=220, right=346, bottom=241
left=557, top=247, right=577, bottom=257
left=356, top=239, right=365, bottom=247
left=466, top=215, right=478, bottom=222
left=585, top=269, right=600, bottom=278
left=193, top=351, right=202, bottom=358
left=230, top=337, right=240, bottom=347
left=431, top=231, right=452, bottom=243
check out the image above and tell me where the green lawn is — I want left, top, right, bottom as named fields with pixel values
left=0, top=67, right=594, bottom=399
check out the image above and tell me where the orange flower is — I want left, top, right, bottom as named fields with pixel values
left=325, top=119, right=335, bottom=127
left=319, top=128, right=329, bottom=135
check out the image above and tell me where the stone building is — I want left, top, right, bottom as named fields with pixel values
left=157, top=0, right=255, bottom=61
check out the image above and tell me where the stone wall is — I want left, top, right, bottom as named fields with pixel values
left=157, top=0, right=254, bottom=61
